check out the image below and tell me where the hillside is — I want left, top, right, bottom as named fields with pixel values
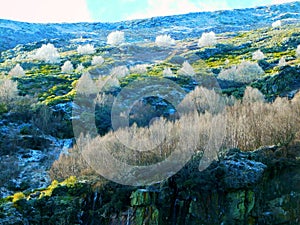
left=0, top=2, right=300, bottom=225
left=1, top=1, right=300, bottom=52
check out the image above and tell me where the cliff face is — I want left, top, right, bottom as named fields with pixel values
left=158, top=147, right=300, bottom=225
left=1, top=147, right=300, bottom=225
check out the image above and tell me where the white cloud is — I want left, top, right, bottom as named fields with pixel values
left=126, top=0, right=230, bottom=20
left=0, top=0, right=92, bottom=23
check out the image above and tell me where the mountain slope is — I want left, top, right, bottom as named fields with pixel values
left=0, top=2, right=300, bottom=225
left=0, top=2, right=300, bottom=52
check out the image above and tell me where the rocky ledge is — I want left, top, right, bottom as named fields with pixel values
left=1, top=146, right=299, bottom=225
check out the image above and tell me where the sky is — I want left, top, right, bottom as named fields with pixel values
left=0, top=0, right=297, bottom=23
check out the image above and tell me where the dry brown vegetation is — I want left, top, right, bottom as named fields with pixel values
left=49, top=144, right=96, bottom=181
left=0, top=78, right=18, bottom=113
left=50, top=86, right=300, bottom=180
left=225, top=87, right=300, bottom=150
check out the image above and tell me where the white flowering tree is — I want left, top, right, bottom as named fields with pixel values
left=155, top=34, right=176, bottom=47
left=33, top=43, right=60, bottom=63
left=272, top=20, right=281, bottom=28
left=198, top=31, right=217, bottom=47
left=77, top=44, right=95, bottom=55
left=61, top=61, right=74, bottom=73
left=107, top=31, right=125, bottom=46
left=0, top=78, right=18, bottom=105
left=9, top=64, right=25, bottom=77
left=110, top=66, right=129, bottom=79
left=92, top=56, right=104, bottom=66
left=129, top=64, right=148, bottom=74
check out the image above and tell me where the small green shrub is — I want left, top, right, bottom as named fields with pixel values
left=12, top=192, right=25, bottom=203
left=0, top=103, right=8, bottom=114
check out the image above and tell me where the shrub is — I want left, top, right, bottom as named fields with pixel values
left=296, top=45, right=300, bottom=58
left=198, top=31, right=217, bottom=47
left=252, top=49, right=265, bottom=60
left=107, top=31, right=125, bottom=46
left=110, top=66, right=129, bottom=79
left=155, top=34, right=176, bottom=47
left=225, top=88, right=300, bottom=150
left=179, top=86, right=227, bottom=115
left=33, top=43, right=60, bottom=63
left=0, top=78, right=18, bottom=105
left=268, top=97, right=299, bottom=146
left=61, top=61, right=74, bottom=73
left=162, top=67, right=174, bottom=77
left=218, top=61, right=264, bottom=83
left=272, top=20, right=281, bottom=28
left=49, top=145, right=96, bottom=181
left=129, top=64, right=148, bottom=74
left=91, top=56, right=104, bottom=66
left=12, top=192, right=25, bottom=203
left=178, top=61, right=195, bottom=76
left=61, top=176, right=77, bottom=187
left=77, top=44, right=95, bottom=55
left=9, top=64, right=25, bottom=77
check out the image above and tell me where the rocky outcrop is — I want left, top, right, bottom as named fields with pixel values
left=252, top=66, right=300, bottom=100
left=160, top=147, right=300, bottom=225
left=1, top=146, right=299, bottom=225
